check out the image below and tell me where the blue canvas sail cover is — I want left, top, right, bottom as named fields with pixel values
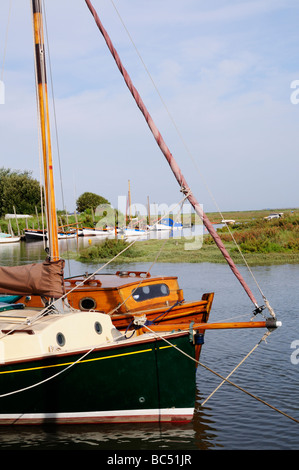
left=160, top=218, right=173, bottom=226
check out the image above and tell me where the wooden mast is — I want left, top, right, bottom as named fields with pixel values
left=128, top=179, right=131, bottom=224
left=31, top=0, right=59, bottom=262
left=147, top=196, right=150, bottom=226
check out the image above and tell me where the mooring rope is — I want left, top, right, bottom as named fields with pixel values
left=141, top=323, right=299, bottom=424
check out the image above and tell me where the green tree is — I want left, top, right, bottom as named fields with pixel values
left=0, top=167, right=42, bottom=217
left=76, top=192, right=110, bottom=213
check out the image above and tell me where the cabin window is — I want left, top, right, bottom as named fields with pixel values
left=94, top=321, right=102, bottom=335
left=79, top=297, right=97, bottom=310
left=132, top=283, right=170, bottom=302
left=56, top=332, right=65, bottom=347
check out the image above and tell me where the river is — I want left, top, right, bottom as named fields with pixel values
left=0, top=238, right=298, bottom=450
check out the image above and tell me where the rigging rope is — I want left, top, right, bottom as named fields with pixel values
left=84, top=0, right=265, bottom=312
left=107, top=194, right=189, bottom=316
left=0, top=0, right=12, bottom=83
left=0, top=347, right=95, bottom=399
left=30, top=0, right=47, bottom=250
left=140, top=323, right=299, bottom=424
left=106, top=0, right=275, bottom=317
left=42, top=0, right=72, bottom=273
left=201, top=330, right=271, bottom=406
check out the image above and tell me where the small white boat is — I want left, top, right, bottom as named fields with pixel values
left=150, top=223, right=172, bottom=231
left=149, top=218, right=182, bottom=231
left=57, top=232, right=77, bottom=239
left=24, top=229, right=77, bottom=241
left=264, top=213, right=283, bottom=221
left=0, top=233, right=20, bottom=244
left=120, top=228, right=146, bottom=237
left=221, top=219, right=236, bottom=225
left=81, top=227, right=114, bottom=237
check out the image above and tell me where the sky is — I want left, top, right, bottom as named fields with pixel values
left=0, top=0, right=299, bottom=216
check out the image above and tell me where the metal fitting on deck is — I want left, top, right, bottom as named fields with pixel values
left=266, top=318, right=282, bottom=330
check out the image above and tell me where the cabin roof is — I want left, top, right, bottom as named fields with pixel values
left=65, top=272, right=178, bottom=290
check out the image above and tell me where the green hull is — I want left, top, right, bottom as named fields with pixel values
left=0, top=332, right=196, bottom=424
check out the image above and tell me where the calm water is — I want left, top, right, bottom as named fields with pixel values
left=0, top=239, right=298, bottom=451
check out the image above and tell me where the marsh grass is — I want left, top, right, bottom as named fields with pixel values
left=217, top=215, right=299, bottom=254
left=75, top=211, right=299, bottom=266
left=79, top=238, right=138, bottom=261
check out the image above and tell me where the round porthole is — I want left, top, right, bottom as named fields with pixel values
left=79, top=297, right=97, bottom=310
left=94, top=321, right=102, bottom=335
left=56, top=332, right=65, bottom=347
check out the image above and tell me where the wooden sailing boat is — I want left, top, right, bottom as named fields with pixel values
left=16, top=0, right=280, bottom=331
left=0, top=0, right=203, bottom=425
left=119, top=180, right=146, bottom=236
left=24, top=227, right=77, bottom=241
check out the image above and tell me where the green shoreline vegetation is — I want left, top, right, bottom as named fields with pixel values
left=2, top=206, right=298, bottom=265
left=75, top=208, right=299, bottom=266
left=1, top=169, right=297, bottom=266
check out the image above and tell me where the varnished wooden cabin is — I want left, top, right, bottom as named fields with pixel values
left=16, top=270, right=214, bottom=330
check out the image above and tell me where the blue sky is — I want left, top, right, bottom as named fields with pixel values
left=0, top=0, right=299, bottom=214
